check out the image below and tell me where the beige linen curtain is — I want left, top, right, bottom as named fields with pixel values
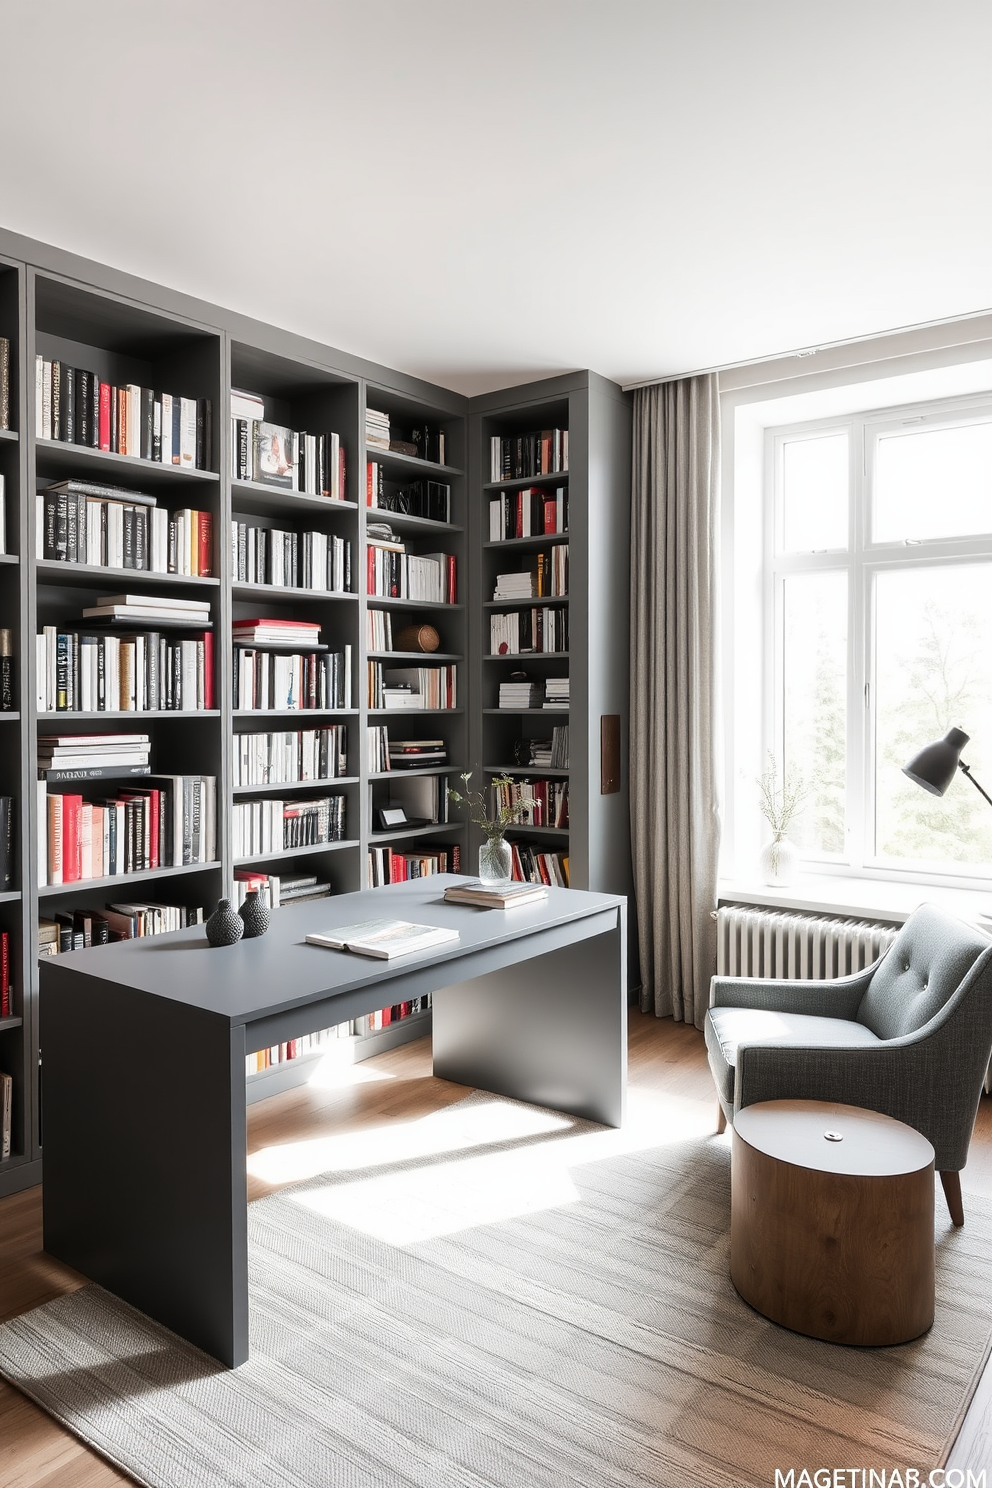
left=630, top=376, right=720, bottom=1027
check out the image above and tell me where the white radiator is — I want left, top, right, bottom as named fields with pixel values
left=715, top=904, right=898, bottom=981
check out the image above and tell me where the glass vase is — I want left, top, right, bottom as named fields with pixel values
left=759, top=833, right=799, bottom=887
left=479, top=837, right=513, bottom=887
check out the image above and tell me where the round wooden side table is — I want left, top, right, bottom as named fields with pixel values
left=731, top=1099, right=935, bottom=1346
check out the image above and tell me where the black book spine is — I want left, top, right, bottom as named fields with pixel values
left=141, top=387, right=154, bottom=460
left=0, top=796, right=11, bottom=889
left=55, top=493, right=68, bottom=560
left=76, top=369, right=90, bottom=446
left=122, top=506, right=135, bottom=569
left=51, top=361, right=62, bottom=441
left=134, top=506, right=147, bottom=571
left=63, top=364, right=75, bottom=444
left=91, top=373, right=100, bottom=448
left=172, top=645, right=182, bottom=711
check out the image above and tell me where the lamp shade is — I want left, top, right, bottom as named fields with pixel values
left=902, top=728, right=970, bottom=797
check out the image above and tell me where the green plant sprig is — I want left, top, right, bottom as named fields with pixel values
left=447, top=772, right=538, bottom=841
left=758, top=752, right=811, bottom=837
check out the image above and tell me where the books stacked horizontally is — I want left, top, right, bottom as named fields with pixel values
left=36, top=481, right=213, bottom=577
left=305, top=918, right=459, bottom=959
left=38, top=733, right=151, bottom=783
left=83, top=594, right=212, bottom=629
left=233, top=726, right=348, bottom=787
left=232, top=794, right=346, bottom=858
left=233, top=869, right=331, bottom=910
left=233, top=644, right=351, bottom=712
left=37, top=625, right=214, bottom=712
left=489, top=607, right=568, bottom=655
left=390, top=736, right=447, bottom=770
left=365, top=408, right=391, bottom=452
left=544, top=677, right=569, bottom=709
left=39, top=902, right=205, bottom=956
left=35, top=358, right=211, bottom=469
left=518, top=726, right=569, bottom=770
left=498, top=679, right=543, bottom=710
left=230, top=389, right=346, bottom=498
left=40, top=774, right=217, bottom=885
left=443, top=878, right=548, bottom=909
left=232, top=617, right=321, bottom=649
left=231, top=521, right=351, bottom=592
left=493, top=570, right=537, bottom=602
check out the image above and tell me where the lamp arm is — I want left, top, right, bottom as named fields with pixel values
left=960, top=762, right=992, bottom=810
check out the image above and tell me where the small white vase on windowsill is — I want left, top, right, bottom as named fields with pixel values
left=760, top=833, right=799, bottom=887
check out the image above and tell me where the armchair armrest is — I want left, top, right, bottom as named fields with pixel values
left=709, top=962, right=876, bottom=1020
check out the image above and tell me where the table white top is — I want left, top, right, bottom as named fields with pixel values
left=734, top=1099, right=935, bottom=1176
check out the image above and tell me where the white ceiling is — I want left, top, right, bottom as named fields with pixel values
left=3, top=0, right=991, bottom=396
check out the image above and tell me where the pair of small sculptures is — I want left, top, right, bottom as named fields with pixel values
left=205, top=891, right=269, bottom=946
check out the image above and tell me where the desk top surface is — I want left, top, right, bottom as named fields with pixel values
left=40, top=877, right=625, bottom=1026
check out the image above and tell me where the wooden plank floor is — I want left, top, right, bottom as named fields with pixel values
left=0, top=1011, right=989, bottom=1486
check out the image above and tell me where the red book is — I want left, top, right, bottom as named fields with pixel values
left=202, top=630, right=214, bottom=710
left=381, top=1005, right=392, bottom=1026
left=515, top=491, right=524, bottom=539
left=367, top=546, right=375, bottom=595
left=147, top=788, right=160, bottom=869
left=98, top=382, right=112, bottom=451
left=232, top=618, right=319, bottom=631
left=399, top=1001, right=411, bottom=1019
left=446, top=554, right=456, bottom=604
left=543, top=497, right=557, bottom=535
left=197, top=511, right=212, bottom=577
left=366, top=461, right=374, bottom=505
left=62, top=794, right=83, bottom=883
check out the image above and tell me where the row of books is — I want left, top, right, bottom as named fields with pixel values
left=490, top=429, right=568, bottom=482
left=1, top=930, right=11, bottom=1017
left=366, top=466, right=451, bottom=522
left=367, top=729, right=446, bottom=773
left=366, top=844, right=459, bottom=887
left=0, top=797, right=13, bottom=889
left=490, top=607, right=568, bottom=655
left=513, top=726, right=570, bottom=769
left=492, top=776, right=569, bottom=829
left=38, top=733, right=150, bottom=784
left=493, top=549, right=567, bottom=600
left=511, top=842, right=570, bottom=887
left=233, top=645, right=352, bottom=711
left=35, top=359, right=211, bottom=468
left=366, top=537, right=456, bottom=603
left=231, top=388, right=346, bottom=496
left=231, top=522, right=351, bottom=592
left=366, top=410, right=446, bottom=465
left=37, top=627, right=214, bottom=713
left=232, top=795, right=346, bottom=858
left=35, top=480, right=213, bottom=576
left=233, top=727, right=349, bottom=788
left=232, top=869, right=331, bottom=909
left=39, top=901, right=206, bottom=954
left=40, top=775, right=217, bottom=886
left=367, top=663, right=456, bottom=711
left=488, top=485, right=567, bottom=541
left=244, top=996, right=434, bottom=1076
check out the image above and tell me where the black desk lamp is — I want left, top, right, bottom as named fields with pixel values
left=903, top=728, right=992, bottom=809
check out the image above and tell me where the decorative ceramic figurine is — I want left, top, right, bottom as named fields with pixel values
left=206, top=897, right=244, bottom=947
left=239, top=889, right=270, bottom=939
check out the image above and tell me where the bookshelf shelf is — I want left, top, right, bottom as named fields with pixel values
left=486, top=651, right=569, bottom=661
left=483, top=472, right=569, bottom=493
left=0, top=1016, right=23, bottom=1032
left=368, top=766, right=455, bottom=780
left=234, top=839, right=359, bottom=866
left=485, top=765, right=570, bottom=777
left=231, top=481, right=359, bottom=518
left=484, top=597, right=568, bottom=610
left=0, top=553, right=18, bottom=565
left=0, top=713, right=20, bottom=723
left=367, top=708, right=463, bottom=718
left=35, top=440, right=220, bottom=489
left=368, top=511, right=463, bottom=536
left=366, top=597, right=463, bottom=611
left=233, top=777, right=357, bottom=796
left=231, top=583, right=356, bottom=603
left=38, top=861, right=222, bottom=898
left=0, top=890, right=21, bottom=904
left=483, top=708, right=570, bottom=716
left=366, top=448, right=463, bottom=480
left=40, top=710, right=220, bottom=720
left=504, top=824, right=569, bottom=837
left=484, top=534, right=569, bottom=551
left=367, top=650, right=461, bottom=662
left=35, top=561, right=220, bottom=590
left=0, top=427, right=17, bottom=443
left=368, top=822, right=455, bottom=844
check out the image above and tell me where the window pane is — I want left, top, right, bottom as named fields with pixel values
left=874, top=565, right=992, bottom=869
left=874, top=422, right=992, bottom=543
left=782, top=572, right=847, bottom=855
left=780, top=433, right=848, bottom=552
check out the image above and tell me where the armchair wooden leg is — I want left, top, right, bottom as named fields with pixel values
left=716, top=1103, right=727, bottom=1135
left=940, top=1170, right=964, bottom=1227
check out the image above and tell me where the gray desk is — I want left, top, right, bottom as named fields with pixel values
left=41, top=876, right=626, bottom=1366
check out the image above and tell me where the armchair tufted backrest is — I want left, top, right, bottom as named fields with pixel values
left=856, top=903, right=991, bottom=1041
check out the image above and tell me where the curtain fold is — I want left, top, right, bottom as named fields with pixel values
left=629, top=376, right=721, bottom=1028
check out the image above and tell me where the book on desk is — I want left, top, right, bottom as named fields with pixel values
left=305, top=918, right=459, bottom=959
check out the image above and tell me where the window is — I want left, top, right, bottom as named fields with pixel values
left=767, top=398, right=992, bottom=882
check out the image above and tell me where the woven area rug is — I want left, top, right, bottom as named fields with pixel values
left=1, top=1090, right=991, bottom=1488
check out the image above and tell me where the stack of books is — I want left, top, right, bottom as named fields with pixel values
left=499, top=679, right=543, bottom=710
left=519, top=726, right=570, bottom=770
left=493, top=571, right=537, bottom=601
left=233, top=869, right=331, bottom=909
left=443, top=879, right=548, bottom=909
left=389, top=737, right=447, bottom=769
left=366, top=408, right=391, bottom=451
left=83, top=594, right=212, bottom=629
left=544, top=678, right=569, bottom=709
left=368, top=662, right=456, bottom=710
left=232, top=617, right=322, bottom=648
left=38, top=733, right=151, bottom=783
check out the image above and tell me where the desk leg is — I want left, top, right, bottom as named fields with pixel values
left=431, top=921, right=626, bottom=1127
left=42, top=973, right=248, bottom=1368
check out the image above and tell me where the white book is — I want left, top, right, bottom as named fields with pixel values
left=151, top=507, right=169, bottom=573
left=36, top=780, right=47, bottom=888
left=161, top=393, right=173, bottom=465
left=42, top=360, right=52, bottom=440
left=35, top=493, right=44, bottom=559
left=127, top=384, right=142, bottom=458
left=35, top=355, right=44, bottom=439
left=107, top=503, right=124, bottom=569
left=179, top=398, right=197, bottom=468
left=305, top=918, right=459, bottom=959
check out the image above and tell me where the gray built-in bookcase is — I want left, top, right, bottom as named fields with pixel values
left=0, top=227, right=631, bottom=1198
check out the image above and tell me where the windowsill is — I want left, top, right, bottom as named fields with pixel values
left=718, top=873, right=992, bottom=929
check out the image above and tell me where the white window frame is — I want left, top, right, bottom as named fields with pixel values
left=765, top=392, right=992, bottom=888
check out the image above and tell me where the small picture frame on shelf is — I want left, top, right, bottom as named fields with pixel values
left=378, top=807, right=408, bottom=829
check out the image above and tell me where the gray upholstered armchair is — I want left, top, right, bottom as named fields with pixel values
left=705, top=903, right=992, bottom=1225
